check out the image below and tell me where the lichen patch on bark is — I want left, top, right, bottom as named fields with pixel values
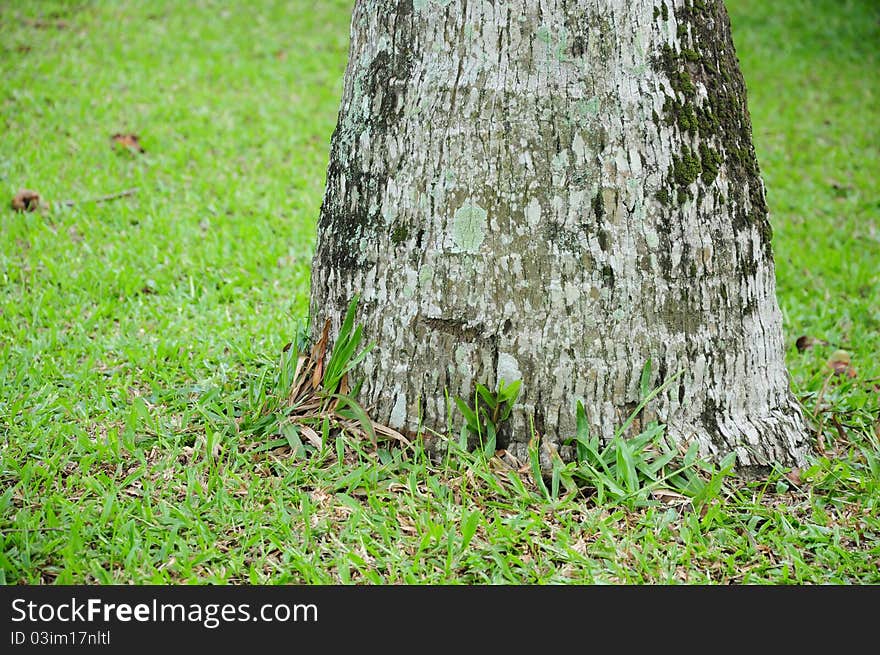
left=451, top=204, right=488, bottom=253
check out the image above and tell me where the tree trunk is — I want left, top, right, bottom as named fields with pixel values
left=309, top=0, right=809, bottom=469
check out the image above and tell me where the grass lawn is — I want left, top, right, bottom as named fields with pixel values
left=1, top=0, right=877, bottom=584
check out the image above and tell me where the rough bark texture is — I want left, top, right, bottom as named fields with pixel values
left=310, top=0, right=809, bottom=469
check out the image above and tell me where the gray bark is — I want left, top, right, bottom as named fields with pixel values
left=309, top=0, right=810, bottom=469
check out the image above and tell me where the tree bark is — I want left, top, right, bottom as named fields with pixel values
left=310, top=0, right=809, bottom=469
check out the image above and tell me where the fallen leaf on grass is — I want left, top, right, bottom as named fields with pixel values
left=23, top=18, right=68, bottom=30
left=157, top=557, right=177, bottom=571
left=785, top=467, right=802, bottom=486
left=372, top=421, right=411, bottom=447
left=827, top=350, right=857, bottom=378
left=493, top=449, right=522, bottom=470
left=829, top=415, right=850, bottom=451
left=651, top=488, right=690, bottom=504
left=795, top=335, right=828, bottom=352
left=299, top=424, right=322, bottom=448
left=11, top=189, right=43, bottom=212
left=195, top=434, right=222, bottom=460
left=111, top=133, right=145, bottom=154
left=828, top=180, right=852, bottom=199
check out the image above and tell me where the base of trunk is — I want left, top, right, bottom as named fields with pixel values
left=413, top=397, right=810, bottom=474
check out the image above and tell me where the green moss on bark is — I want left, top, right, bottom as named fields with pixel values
left=672, top=147, right=702, bottom=187
left=676, top=70, right=695, bottom=95
left=678, top=0, right=772, bottom=253
left=651, top=0, right=774, bottom=257
left=699, top=143, right=723, bottom=183
left=592, top=189, right=605, bottom=220
left=391, top=223, right=410, bottom=244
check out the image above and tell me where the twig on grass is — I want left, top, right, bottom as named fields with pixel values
left=57, top=187, right=139, bottom=207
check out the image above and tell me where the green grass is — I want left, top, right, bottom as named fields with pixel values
left=1, top=0, right=878, bottom=584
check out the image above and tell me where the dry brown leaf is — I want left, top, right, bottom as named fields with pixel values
left=488, top=456, right=511, bottom=472
left=373, top=422, right=411, bottom=446
left=651, top=488, right=690, bottom=504
left=795, top=335, right=827, bottom=353
left=157, top=557, right=177, bottom=571
left=24, top=18, right=68, bottom=30
left=178, top=446, right=194, bottom=465
left=495, top=449, right=522, bottom=469
left=261, top=323, right=406, bottom=458
left=11, top=189, right=43, bottom=212
left=111, top=133, right=145, bottom=154
left=299, top=424, right=322, bottom=448
left=284, top=354, right=309, bottom=405
left=398, top=520, right=417, bottom=535
left=310, top=319, right=330, bottom=389
left=829, top=416, right=848, bottom=449
left=298, top=398, right=322, bottom=413
left=816, top=431, right=827, bottom=455
left=827, top=350, right=856, bottom=378
left=828, top=179, right=852, bottom=199
left=785, top=467, right=803, bottom=486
